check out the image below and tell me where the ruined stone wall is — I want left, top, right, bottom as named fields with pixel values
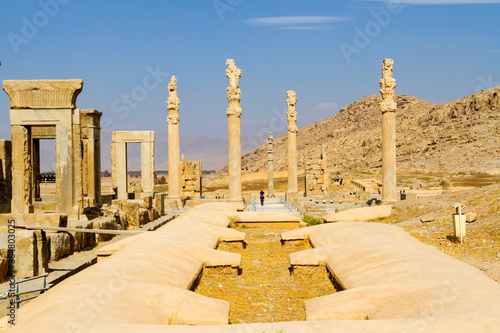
left=305, top=158, right=329, bottom=196
left=0, top=140, right=12, bottom=212
left=181, top=160, right=202, bottom=195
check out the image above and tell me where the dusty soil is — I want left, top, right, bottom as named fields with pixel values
left=195, top=226, right=336, bottom=323
left=374, top=183, right=500, bottom=282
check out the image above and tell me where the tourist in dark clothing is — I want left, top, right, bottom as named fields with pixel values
left=260, top=190, right=265, bottom=206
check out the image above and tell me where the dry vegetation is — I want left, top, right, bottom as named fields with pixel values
left=195, top=226, right=335, bottom=323
left=373, top=183, right=500, bottom=282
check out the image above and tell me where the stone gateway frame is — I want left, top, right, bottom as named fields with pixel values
left=3, top=80, right=102, bottom=219
left=111, top=131, right=155, bottom=200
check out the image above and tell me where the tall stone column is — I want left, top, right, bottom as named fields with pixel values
left=225, top=59, right=242, bottom=202
left=267, top=132, right=274, bottom=198
left=286, top=91, right=298, bottom=196
left=167, top=75, right=181, bottom=200
left=379, top=58, right=397, bottom=203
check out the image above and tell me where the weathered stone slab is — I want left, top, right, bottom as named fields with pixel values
left=0, top=247, right=9, bottom=282
left=34, top=230, right=48, bottom=274
left=67, top=220, right=94, bottom=251
left=121, top=201, right=140, bottom=228
left=93, top=217, right=117, bottom=242
left=138, top=208, right=149, bottom=227
left=14, top=230, right=37, bottom=279
left=154, top=192, right=165, bottom=216
left=16, top=213, right=67, bottom=228
left=46, top=232, right=71, bottom=261
left=323, top=205, right=392, bottom=222
left=140, top=195, right=152, bottom=209
left=3, top=80, right=83, bottom=109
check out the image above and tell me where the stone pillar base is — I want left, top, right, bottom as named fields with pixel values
left=382, top=199, right=397, bottom=204
left=228, top=198, right=245, bottom=211
left=166, top=198, right=182, bottom=209
left=285, top=191, right=300, bottom=204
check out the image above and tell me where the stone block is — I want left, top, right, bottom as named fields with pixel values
left=121, top=201, right=141, bottom=229
left=3, top=80, right=83, bottom=109
left=285, top=191, right=300, bottom=204
left=147, top=208, right=158, bottom=223
left=67, top=220, right=94, bottom=252
left=0, top=247, right=9, bottom=282
left=357, top=191, right=371, bottom=202
left=17, top=213, right=68, bottom=228
left=466, top=212, right=477, bottom=223
left=117, top=211, right=128, bottom=230
left=154, top=193, right=165, bottom=216
left=138, top=208, right=149, bottom=227
left=0, top=229, right=47, bottom=279
left=34, top=230, right=48, bottom=274
left=93, top=217, right=117, bottom=243
left=15, top=230, right=37, bottom=279
left=140, top=195, right=153, bottom=209
left=165, top=199, right=179, bottom=210
left=242, top=192, right=252, bottom=206
left=47, top=232, right=71, bottom=261
left=111, top=200, right=122, bottom=209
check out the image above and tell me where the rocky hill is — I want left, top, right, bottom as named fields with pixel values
left=216, top=87, right=500, bottom=176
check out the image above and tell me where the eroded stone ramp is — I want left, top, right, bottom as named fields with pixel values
left=3, top=203, right=500, bottom=332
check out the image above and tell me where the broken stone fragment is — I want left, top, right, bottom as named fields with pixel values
left=466, top=212, right=477, bottom=223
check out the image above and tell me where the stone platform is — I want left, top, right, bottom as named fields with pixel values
left=2, top=203, right=499, bottom=332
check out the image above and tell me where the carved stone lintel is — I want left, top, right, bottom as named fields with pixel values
left=226, top=107, right=242, bottom=118
left=3, top=80, right=83, bottom=109
left=167, top=115, right=180, bottom=125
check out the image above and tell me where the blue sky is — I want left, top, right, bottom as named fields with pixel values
left=0, top=0, right=499, bottom=171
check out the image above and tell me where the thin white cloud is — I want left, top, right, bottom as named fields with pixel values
left=370, top=0, right=500, bottom=4
left=309, top=102, right=339, bottom=113
left=244, top=16, right=350, bottom=28
left=281, top=25, right=331, bottom=31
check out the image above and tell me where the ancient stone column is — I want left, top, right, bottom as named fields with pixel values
left=267, top=132, right=274, bottom=198
left=286, top=91, right=298, bottom=196
left=225, top=59, right=242, bottom=202
left=379, top=58, right=397, bottom=203
left=167, top=76, right=181, bottom=200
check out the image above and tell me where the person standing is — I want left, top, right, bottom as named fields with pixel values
left=260, top=190, right=265, bottom=206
